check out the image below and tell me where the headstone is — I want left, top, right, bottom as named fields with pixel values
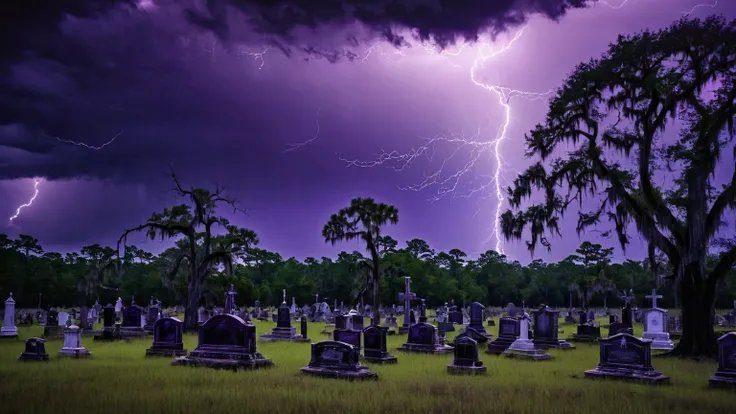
left=173, top=314, right=273, bottom=370
left=398, top=276, right=417, bottom=334
left=608, top=321, right=633, bottom=337
left=144, top=299, right=160, bottom=333
left=362, top=325, right=397, bottom=364
left=58, top=324, right=91, bottom=358
left=335, top=314, right=347, bottom=330
left=642, top=308, right=674, bottom=351
left=587, top=309, right=595, bottom=323
left=506, top=303, right=518, bottom=317
left=300, top=341, right=377, bottom=380
left=114, top=297, right=123, bottom=318
left=94, top=304, right=120, bottom=341
left=57, top=311, right=70, bottom=327
left=532, top=307, right=574, bottom=349
left=19, top=337, right=49, bottom=361
left=645, top=288, right=663, bottom=309
left=578, top=310, right=588, bottom=325
left=333, top=329, right=361, bottom=352
left=146, top=317, right=187, bottom=357
left=503, top=313, right=552, bottom=360
left=397, top=320, right=452, bottom=354
left=709, top=332, right=736, bottom=389
left=468, top=302, right=489, bottom=337
left=259, top=300, right=308, bottom=342
left=300, top=315, right=309, bottom=341
left=487, top=317, right=520, bottom=355
left=584, top=333, right=669, bottom=384
left=224, top=285, right=238, bottom=314
left=0, top=293, right=19, bottom=338
left=622, top=301, right=634, bottom=328
left=121, top=303, right=146, bottom=337
left=350, top=314, right=364, bottom=332
left=447, top=335, right=486, bottom=375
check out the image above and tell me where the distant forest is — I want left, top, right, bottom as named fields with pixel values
left=1, top=234, right=735, bottom=310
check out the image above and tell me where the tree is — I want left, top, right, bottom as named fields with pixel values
left=322, top=197, right=399, bottom=325
left=118, top=169, right=258, bottom=330
left=567, top=242, right=615, bottom=308
left=501, top=16, right=736, bottom=357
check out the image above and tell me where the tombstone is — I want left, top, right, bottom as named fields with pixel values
left=448, top=308, right=464, bottom=325
left=532, top=307, right=574, bottom=349
left=0, top=293, right=19, bottom=338
left=503, top=314, right=552, bottom=361
left=19, top=337, right=49, bottom=361
left=144, top=299, right=160, bottom=334
left=121, top=303, right=147, bottom=337
left=57, top=311, right=70, bottom=327
left=609, top=314, right=618, bottom=324
left=468, top=302, right=489, bottom=337
left=114, top=297, right=123, bottom=319
left=362, top=325, right=397, bottom=364
left=173, top=314, right=273, bottom=370
left=447, top=335, right=486, bottom=375
left=608, top=321, right=633, bottom=337
left=564, top=309, right=576, bottom=324
left=300, top=341, right=377, bottom=380
left=587, top=309, right=595, bottom=323
left=506, top=303, right=518, bottom=317
left=487, top=317, right=520, bottom=355
left=397, top=320, right=452, bottom=354
left=58, top=324, right=91, bottom=358
left=47, top=309, right=59, bottom=326
left=290, top=297, right=297, bottom=315
left=94, top=304, right=120, bottom=341
left=584, top=333, right=669, bottom=384
left=259, top=297, right=308, bottom=342
left=300, top=315, right=309, bottom=341
left=398, top=276, right=417, bottom=334
left=578, top=310, right=588, bottom=325
left=350, top=314, right=364, bottom=332
left=642, top=308, right=674, bottom=351
left=146, top=317, right=187, bottom=357
left=709, top=332, right=736, bottom=389
left=333, top=329, right=361, bottom=352
left=621, top=302, right=634, bottom=328
left=93, top=300, right=103, bottom=323
left=224, top=285, right=238, bottom=314
left=335, top=314, right=347, bottom=330
left=571, top=324, right=601, bottom=342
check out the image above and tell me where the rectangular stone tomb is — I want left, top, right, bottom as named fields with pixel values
left=709, top=332, right=736, bottom=389
left=19, top=337, right=49, bottom=361
left=58, top=325, right=92, bottom=358
left=333, top=329, right=361, bottom=352
left=487, top=317, right=520, bottom=355
left=94, top=305, right=121, bottom=341
left=146, top=317, right=187, bottom=357
left=361, top=325, right=396, bottom=364
left=571, top=324, right=601, bottom=342
left=259, top=305, right=309, bottom=342
left=397, top=322, right=452, bottom=354
left=42, top=310, right=65, bottom=339
left=468, top=302, right=489, bottom=337
left=300, top=341, right=377, bottom=380
left=642, top=308, right=674, bottom=351
left=532, top=308, right=574, bottom=349
left=173, top=314, right=273, bottom=371
left=584, top=333, right=669, bottom=385
left=120, top=305, right=148, bottom=337
left=448, top=336, right=486, bottom=375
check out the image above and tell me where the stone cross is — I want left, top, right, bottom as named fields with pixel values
left=645, top=288, right=663, bottom=309
left=225, top=284, right=237, bottom=313
left=398, top=276, right=416, bottom=328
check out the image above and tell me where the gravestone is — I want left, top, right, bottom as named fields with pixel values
left=362, top=325, right=397, bottom=364
left=259, top=297, right=308, bottom=342
left=57, top=311, right=70, bottom=327
left=584, top=333, right=669, bottom=384
left=571, top=323, right=601, bottom=343
left=0, top=293, right=18, bottom=338
left=587, top=309, right=595, bottom=323
left=397, top=321, right=452, bottom=354
left=300, top=315, right=309, bottom=341
left=173, top=314, right=273, bottom=370
left=146, top=317, right=187, bottom=357
left=642, top=308, right=674, bottom=351
left=503, top=314, right=552, bottom=361
left=448, top=309, right=464, bottom=325
left=578, top=310, right=588, bottom=325
left=19, top=337, right=49, bottom=361
left=350, top=314, right=364, bottom=332
left=334, top=329, right=361, bottom=352
left=335, top=314, right=347, bottom=330
left=468, top=302, right=489, bottom=337
left=300, top=341, right=377, bottom=380
left=94, top=304, right=120, bottom=341
left=621, top=302, right=634, bottom=328
left=58, top=324, right=91, bottom=358
left=121, top=303, right=147, bottom=337
left=144, top=298, right=160, bottom=334
left=608, top=321, right=633, bottom=337
left=532, top=307, right=574, bottom=349
left=709, top=332, right=736, bottom=389
left=506, top=303, right=518, bottom=317
left=487, top=317, right=521, bottom=355
left=447, top=335, right=486, bottom=375
left=398, top=276, right=417, bottom=334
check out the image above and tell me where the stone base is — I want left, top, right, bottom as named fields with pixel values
left=172, top=354, right=273, bottom=371
left=93, top=329, right=121, bottom=341
left=709, top=372, right=736, bottom=390
left=58, top=348, right=92, bottom=358
left=259, top=333, right=310, bottom=342
left=486, top=337, right=515, bottom=355
left=534, top=338, right=575, bottom=350
left=503, top=339, right=553, bottom=361
left=120, top=327, right=149, bottom=338
left=447, top=364, right=487, bottom=375
left=300, top=365, right=378, bottom=381
left=584, top=367, right=669, bottom=385
left=648, top=339, right=674, bottom=351
left=146, top=346, right=188, bottom=357
left=362, top=351, right=398, bottom=364
left=19, top=352, right=49, bottom=361
left=1, top=325, right=19, bottom=338
left=398, top=326, right=410, bottom=334
left=569, top=334, right=600, bottom=343
left=396, top=343, right=453, bottom=354
left=43, top=326, right=65, bottom=339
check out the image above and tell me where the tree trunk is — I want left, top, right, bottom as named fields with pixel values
left=184, top=278, right=202, bottom=332
left=670, top=262, right=718, bottom=358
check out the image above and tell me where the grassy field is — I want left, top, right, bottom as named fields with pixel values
left=0, top=319, right=731, bottom=414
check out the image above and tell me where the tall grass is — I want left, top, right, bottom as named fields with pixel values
left=0, top=319, right=730, bottom=414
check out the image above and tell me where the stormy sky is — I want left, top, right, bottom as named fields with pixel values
left=1, top=0, right=734, bottom=263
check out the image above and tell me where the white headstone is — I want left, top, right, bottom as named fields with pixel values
left=58, top=324, right=91, bottom=358
left=0, top=293, right=19, bottom=338
left=57, top=311, right=70, bottom=327
left=642, top=308, right=674, bottom=351
left=114, top=298, right=123, bottom=313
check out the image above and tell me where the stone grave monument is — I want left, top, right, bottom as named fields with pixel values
left=300, top=341, right=377, bottom=380
left=19, top=337, right=49, bottom=361
left=709, top=332, right=736, bottom=389
left=584, top=333, right=669, bottom=384
left=260, top=290, right=309, bottom=342
left=121, top=300, right=147, bottom=338
left=143, top=297, right=160, bottom=334
left=0, top=293, right=19, bottom=339
left=642, top=289, right=674, bottom=351
left=58, top=323, right=92, bottom=358
left=447, top=335, right=486, bottom=375
left=94, top=304, right=120, bottom=341
left=398, top=276, right=417, bottom=334
left=532, top=306, right=574, bottom=350
left=503, top=313, right=552, bottom=361
left=487, top=317, right=520, bottom=355
left=146, top=317, right=187, bottom=357
left=397, top=305, right=452, bottom=354
left=361, top=325, right=397, bottom=364
left=468, top=302, right=489, bottom=337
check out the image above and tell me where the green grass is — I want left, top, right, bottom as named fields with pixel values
left=0, top=319, right=731, bottom=414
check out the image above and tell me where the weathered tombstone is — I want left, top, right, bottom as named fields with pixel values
left=503, top=314, right=552, bottom=361
left=397, top=320, right=452, bottom=354
left=487, top=317, right=520, bottom=355
left=300, top=315, right=309, bottom=341
left=19, top=337, right=49, bottom=361
left=0, top=293, right=18, bottom=338
left=571, top=323, right=601, bottom=343
left=578, top=310, right=588, bottom=325
left=447, top=335, right=486, bottom=375
left=300, top=341, right=377, bottom=380
left=709, top=332, right=736, bottom=389
left=468, top=302, right=489, bottom=337
left=58, top=324, right=91, bottom=358
left=47, top=309, right=59, bottom=326
left=146, top=317, right=187, bottom=357
left=121, top=303, right=146, bottom=337
left=608, top=321, right=633, bottom=337
left=398, top=276, right=417, bottom=334
left=144, top=298, right=160, bottom=334
left=335, top=314, right=347, bottom=330
left=259, top=295, right=308, bottom=342
left=350, top=314, right=364, bottom=331
left=94, top=304, right=120, bottom=341
left=609, top=314, right=618, bottom=324
left=587, top=309, right=595, bottom=323
left=642, top=308, right=674, bottom=351
left=173, top=314, right=273, bottom=370
left=532, top=307, right=574, bottom=349
left=448, top=308, right=464, bottom=325
left=362, top=325, right=397, bottom=364
left=57, top=311, right=70, bottom=327
left=621, top=302, right=634, bottom=328
left=584, top=333, right=669, bottom=384
left=506, top=303, right=518, bottom=317
left=334, top=329, right=361, bottom=352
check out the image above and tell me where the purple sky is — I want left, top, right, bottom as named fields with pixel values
left=1, top=0, right=734, bottom=264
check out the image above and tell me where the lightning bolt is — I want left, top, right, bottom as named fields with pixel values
left=50, top=129, right=124, bottom=150
left=683, top=0, right=718, bottom=16
left=9, top=179, right=41, bottom=222
left=285, top=108, right=322, bottom=152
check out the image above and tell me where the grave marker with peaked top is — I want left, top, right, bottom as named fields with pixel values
left=448, top=335, right=486, bottom=375
left=300, top=341, right=377, bottom=380
left=146, top=317, right=187, bottom=357
left=362, top=325, right=397, bottom=364
left=259, top=290, right=308, bottom=342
